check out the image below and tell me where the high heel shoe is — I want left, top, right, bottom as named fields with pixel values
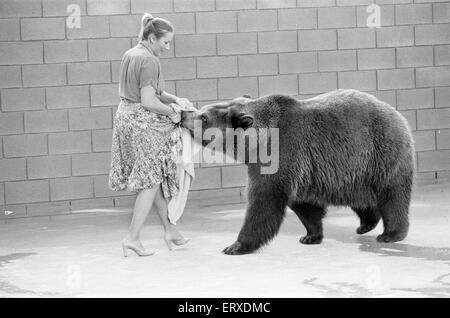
left=164, top=234, right=190, bottom=251
left=121, top=240, right=155, bottom=257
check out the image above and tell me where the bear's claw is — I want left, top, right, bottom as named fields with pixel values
left=299, top=235, right=323, bottom=245
left=356, top=223, right=378, bottom=235
left=376, top=232, right=407, bottom=243
left=222, top=241, right=252, bottom=255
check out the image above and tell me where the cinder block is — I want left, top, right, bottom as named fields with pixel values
left=0, top=42, right=43, bottom=65
left=26, top=201, right=71, bottom=217
left=418, top=150, right=450, bottom=172
left=24, top=110, right=68, bottom=133
left=297, top=0, right=335, bottom=7
left=197, top=57, right=238, bottom=78
left=69, top=108, right=112, bottom=130
left=377, top=0, right=412, bottom=4
left=357, top=5, right=394, bottom=27
left=0, top=113, right=23, bottom=135
left=186, top=188, right=242, bottom=207
left=72, top=152, right=111, bottom=176
left=418, top=108, right=450, bottom=130
left=377, top=69, right=414, bottom=90
left=318, top=7, right=356, bottom=29
left=94, top=175, right=131, bottom=198
left=371, top=90, right=397, bottom=109
left=0, top=158, right=26, bottom=182
left=131, top=0, right=173, bottom=13
left=190, top=168, right=221, bottom=191
left=398, top=110, right=416, bottom=131
left=175, top=34, right=216, bottom=57
left=397, top=88, right=434, bottom=110
left=50, top=177, right=93, bottom=201
left=0, top=19, right=20, bottom=40
left=87, top=0, right=130, bottom=15
left=5, top=180, right=50, bottom=204
left=21, top=18, right=65, bottom=40
left=416, top=66, right=450, bottom=88
left=395, top=4, right=432, bottom=25
left=93, top=129, right=113, bottom=152
left=338, top=71, right=376, bottom=92
left=174, top=0, right=214, bottom=12
left=258, top=0, right=295, bottom=8
left=216, top=0, right=256, bottom=10
left=397, top=47, right=433, bottom=68
left=88, top=38, right=131, bottom=61
left=217, top=33, right=257, bottom=55
left=1, top=204, right=27, bottom=219
left=112, top=61, right=121, bottom=83
left=47, top=86, right=90, bottom=109
left=197, top=11, right=237, bottom=34
left=176, top=79, right=217, bottom=101
left=434, top=3, right=450, bottom=23
left=109, top=15, right=140, bottom=37
left=165, top=81, right=176, bottom=95
left=413, top=131, right=435, bottom=152
left=157, top=13, right=196, bottom=35
left=218, top=77, right=258, bottom=100
left=298, top=30, right=337, bottom=51
left=319, top=51, right=356, bottom=72
left=67, top=16, right=109, bottom=39
left=435, top=45, right=450, bottom=66
left=279, top=52, right=317, bottom=74
left=48, top=131, right=91, bottom=154
left=357, top=48, right=395, bottom=70
left=0, top=0, right=42, bottom=18
left=278, top=8, right=316, bottom=30
left=1, top=88, right=45, bottom=111
left=337, top=0, right=373, bottom=5
left=415, top=24, right=450, bottom=45
left=0, top=138, right=2, bottom=158
left=0, top=66, right=21, bottom=88
left=376, top=26, right=414, bottom=47
left=22, top=64, right=67, bottom=88
left=0, top=183, right=4, bottom=205
left=160, top=58, right=196, bottom=80
left=238, top=10, right=277, bottom=32
left=68, top=62, right=111, bottom=85
left=437, top=129, right=450, bottom=149
left=258, top=31, right=297, bottom=53
left=44, top=40, right=88, bottom=63
left=259, top=75, right=298, bottom=96
left=3, top=134, right=47, bottom=158
left=27, top=155, right=71, bottom=179
left=299, top=72, right=337, bottom=94
left=91, top=84, right=120, bottom=107
left=43, top=0, right=87, bottom=16
left=435, top=87, right=450, bottom=108
left=238, top=54, right=278, bottom=76
left=338, top=29, right=376, bottom=49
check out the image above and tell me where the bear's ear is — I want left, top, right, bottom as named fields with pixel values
left=231, top=112, right=253, bottom=130
left=242, top=94, right=251, bottom=99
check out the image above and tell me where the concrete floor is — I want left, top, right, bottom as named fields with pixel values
left=0, top=180, right=449, bottom=298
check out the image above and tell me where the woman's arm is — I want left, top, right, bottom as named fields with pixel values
left=140, top=85, right=179, bottom=121
left=159, top=90, right=178, bottom=104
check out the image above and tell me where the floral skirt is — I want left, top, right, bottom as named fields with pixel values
left=108, top=99, right=182, bottom=199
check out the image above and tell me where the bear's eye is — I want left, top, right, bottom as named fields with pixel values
left=201, top=114, right=207, bottom=123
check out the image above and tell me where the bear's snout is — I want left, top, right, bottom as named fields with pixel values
left=180, top=109, right=201, bottom=132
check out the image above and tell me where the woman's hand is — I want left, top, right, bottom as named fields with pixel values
left=175, top=97, right=193, bottom=110
left=169, top=111, right=181, bottom=124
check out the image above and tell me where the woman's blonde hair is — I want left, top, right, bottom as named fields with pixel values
left=138, top=13, right=174, bottom=42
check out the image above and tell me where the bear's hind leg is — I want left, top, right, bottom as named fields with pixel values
left=376, top=187, right=410, bottom=243
left=352, top=207, right=381, bottom=235
left=289, top=202, right=326, bottom=244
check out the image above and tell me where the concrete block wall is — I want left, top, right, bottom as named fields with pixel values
left=0, top=0, right=449, bottom=219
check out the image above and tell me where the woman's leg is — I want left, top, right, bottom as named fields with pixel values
left=126, top=186, right=159, bottom=242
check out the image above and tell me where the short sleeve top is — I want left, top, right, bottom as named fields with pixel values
left=119, top=41, right=165, bottom=103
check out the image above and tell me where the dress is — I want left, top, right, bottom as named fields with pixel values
left=108, top=41, right=182, bottom=199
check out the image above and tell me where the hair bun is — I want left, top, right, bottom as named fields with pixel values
left=142, top=13, right=154, bottom=25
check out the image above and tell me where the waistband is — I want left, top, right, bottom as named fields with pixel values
left=118, top=98, right=142, bottom=112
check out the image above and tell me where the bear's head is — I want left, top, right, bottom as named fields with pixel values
left=181, top=95, right=254, bottom=147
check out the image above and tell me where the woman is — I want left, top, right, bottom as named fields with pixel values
left=109, top=13, right=192, bottom=257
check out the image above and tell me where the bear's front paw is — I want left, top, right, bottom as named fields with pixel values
left=222, top=241, right=252, bottom=255
left=376, top=231, right=407, bottom=243
left=299, top=235, right=323, bottom=245
left=356, top=223, right=378, bottom=235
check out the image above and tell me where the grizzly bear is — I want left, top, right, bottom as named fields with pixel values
left=181, top=89, right=414, bottom=255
